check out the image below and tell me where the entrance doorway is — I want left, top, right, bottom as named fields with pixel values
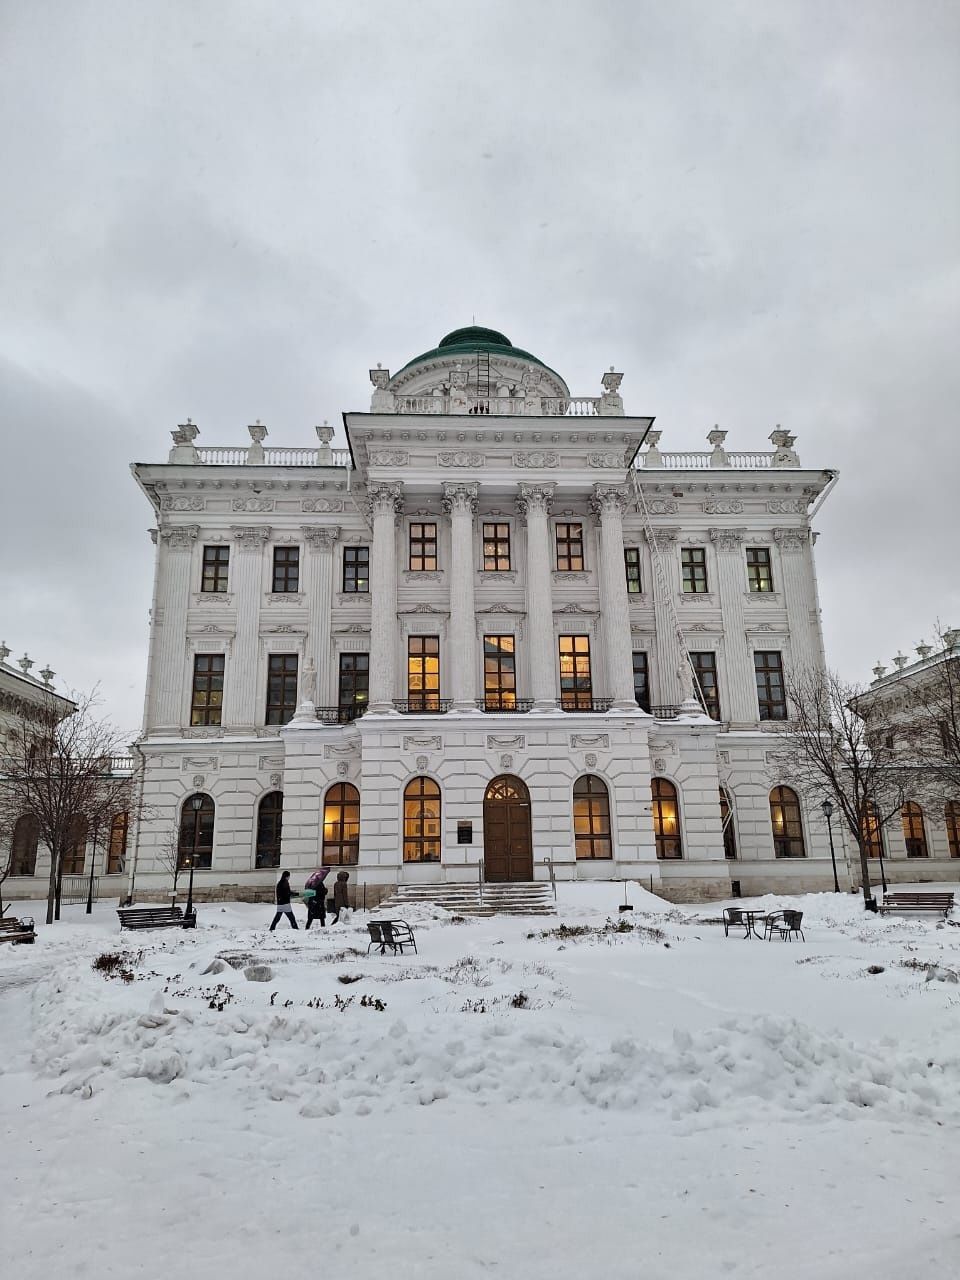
left=483, top=775, right=533, bottom=882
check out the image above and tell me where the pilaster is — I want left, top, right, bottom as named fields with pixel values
left=442, top=482, right=480, bottom=710
left=368, top=482, right=403, bottom=712
left=153, top=525, right=199, bottom=731
left=517, top=483, right=556, bottom=710
left=591, top=484, right=638, bottom=710
left=708, top=527, right=754, bottom=723
left=773, top=528, right=821, bottom=670
left=302, top=525, right=340, bottom=705
left=644, top=526, right=685, bottom=706
left=223, top=526, right=270, bottom=731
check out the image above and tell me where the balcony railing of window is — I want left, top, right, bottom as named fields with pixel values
left=476, top=698, right=535, bottom=714
left=560, top=698, right=614, bottom=713
left=315, top=706, right=366, bottom=725
left=393, top=698, right=453, bottom=715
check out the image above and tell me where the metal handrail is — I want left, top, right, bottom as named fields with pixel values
left=560, top=698, right=614, bottom=713
left=542, top=857, right=557, bottom=900
left=392, top=698, right=452, bottom=715
left=478, top=859, right=484, bottom=911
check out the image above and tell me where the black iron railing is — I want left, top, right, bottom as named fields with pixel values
left=392, top=698, right=453, bottom=715
left=315, top=705, right=366, bottom=725
left=476, top=698, right=534, bottom=713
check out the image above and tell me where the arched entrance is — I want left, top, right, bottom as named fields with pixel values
left=483, top=775, right=533, bottom=882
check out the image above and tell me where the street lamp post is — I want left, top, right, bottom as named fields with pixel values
left=85, top=817, right=100, bottom=915
left=184, top=795, right=202, bottom=927
left=821, top=799, right=840, bottom=893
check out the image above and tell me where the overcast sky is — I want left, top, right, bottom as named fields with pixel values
left=1, top=0, right=958, bottom=736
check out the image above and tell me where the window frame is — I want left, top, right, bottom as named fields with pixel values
left=945, top=801, right=960, bottom=858
left=690, top=650, right=721, bottom=720
left=770, top=785, right=806, bottom=857
left=322, top=782, right=361, bottom=865
left=573, top=774, right=613, bottom=860
left=559, top=634, right=593, bottom=710
left=178, top=793, right=214, bottom=870
left=720, top=789, right=737, bottom=860
left=255, top=791, right=284, bottom=868
left=555, top=522, right=584, bottom=573
left=342, top=545, right=370, bottom=594
left=483, top=634, right=517, bottom=710
left=271, top=546, right=300, bottom=594
left=482, top=522, right=512, bottom=572
left=191, top=653, right=225, bottom=727
left=408, top=522, right=438, bottom=573
left=403, top=776, right=442, bottom=863
left=407, top=635, right=440, bottom=712
left=861, top=804, right=885, bottom=860
left=337, top=652, right=369, bottom=722
left=201, top=545, right=230, bottom=594
left=754, top=650, right=788, bottom=721
left=624, top=546, right=642, bottom=594
left=652, top=778, right=682, bottom=859
left=681, top=547, right=708, bottom=594
left=265, top=653, right=299, bottom=726
left=632, top=651, right=651, bottom=713
left=10, top=814, right=39, bottom=877
left=107, top=811, right=129, bottom=875
left=901, top=801, right=929, bottom=857
left=746, top=546, right=774, bottom=593
left=62, top=815, right=87, bottom=875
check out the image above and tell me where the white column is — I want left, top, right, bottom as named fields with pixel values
left=153, top=524, right=199, bottom=731
left=644, top=526, right=687, bottom=708
left=223, top=526, right=270, bottom=731
left=709, top=527, right=754, bottom=723
left=302, top=525, right=339, bottom=707
left=442, top=481, right=480, bottom=710
left=517, top=483, right=556, bottom=711
left=774, top=528, right=823, bottom=670
left=591, top=484, right=638, bottom=710
left=367, top=482, right=403, bottom=712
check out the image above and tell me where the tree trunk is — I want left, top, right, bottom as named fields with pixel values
left=46, top=842, right=59, bottom=925
left=856, top=837, right=877, bottom=912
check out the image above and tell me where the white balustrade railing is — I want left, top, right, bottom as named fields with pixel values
left=541, top=397, right=601, bottom=416
left=635, top=450, right=776, bottom=470
left=393, top=394, right=602, bottom=416
left=396, top=396, right=445, bottom=413
left=195, top=446, right=352, bottom=468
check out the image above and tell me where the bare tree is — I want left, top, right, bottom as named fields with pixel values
left=770, top=668, right=914, bottom=910
left=0, top=689, right=134, bottom=924
left=0, top=841, right=11, bottom=918
left=153, top=822, right=185, bottom=904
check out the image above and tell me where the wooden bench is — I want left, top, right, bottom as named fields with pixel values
left=879, top=892, right=954, bottom=918
left=0, top=915, right=36, bottom=945
left=118, top=906, right=188, bottom=930
left=367, top=919, right=418, bottom=955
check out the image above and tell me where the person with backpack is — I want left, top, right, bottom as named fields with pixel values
left=303, top=867, right=330, bottom=930
left=269, top=870, right=299, bottom=930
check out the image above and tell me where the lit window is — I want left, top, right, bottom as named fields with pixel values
left=770, top=786, right=805, bottom=857
left=559, top=635, right=592, bottom=710
left=652, top=778, right=682, bottom=859
left=901, top=801, right=928, bottom=857
left=407, top=636, right=440, bottom=711
left=323, top=783, right=360, bottom=865
left=482, top=523, right=511, bottom=571
left=483, top=635, right=517, bottom=710
left=404, top=777, right=441, bottom=862
left=573, top=775, right=612, bottom=859
left=861, top=805, right=884, bottom=859
left=191, top=654, right=224, bottom=726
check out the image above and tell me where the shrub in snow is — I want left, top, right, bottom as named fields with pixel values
left=243, top=964, right=273, bottom=982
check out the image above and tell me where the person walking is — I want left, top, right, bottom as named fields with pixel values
left=304, top=879, right=327, bottom=929
left=269, top=870, right=299, bottom=930
left=330, top=870, right=351, bottom=924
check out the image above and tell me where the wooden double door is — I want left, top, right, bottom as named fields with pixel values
left=483, top=775, right=533, bottom=882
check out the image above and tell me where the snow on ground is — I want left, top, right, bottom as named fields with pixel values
left=3, top=885, right=960, bottom=1279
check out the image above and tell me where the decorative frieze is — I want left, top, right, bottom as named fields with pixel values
left=192, top=593, right=233, bottom=606
left=569, top=733, right=609, bottom=749
left=232, top=497, right=275, bottom=513
left=403, top=735, right=442, bottom=751
left=767, top=499, right=807, bottom=515
left=265, top=593, right=305, bottom=606
left=512, top=451, right=559, bottom=468
left=702, top=500, right=743, bottom=515
left=301, top=498, right=345, bottom=513
left=368, top=450, right=409, bottom=466
left=159, top=525, right=200, bottom=550
left=486, top=734, right=525, bottom=749
left=586, top=452, right=625, bottom=468
left=160, top=496, right=205, bottom=512
left=647, top=500, right=678, bottom=515
left=438, top=451, right=484, bottom=468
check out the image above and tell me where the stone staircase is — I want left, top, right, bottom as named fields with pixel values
left=374, top=882, right=556, bottom=918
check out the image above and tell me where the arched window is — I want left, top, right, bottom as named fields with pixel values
left=946, top=801, right=960, bottom=858
left=322, top=783, right=360, bottom=866
left=770, top=786, right=805, bottom=858
left=10, top=814, right=39, bottom=876
left=861, top=804, right=884, bottom=860
left=901, top=801, right=928, bottom=858
left=573, top=775, right=612, bottom=860
left=719, top=788, right=737, bottom=860
left=652, top=778, right=682, bottom=859
left=107, top=812, right=129, bottom=875
left=403, top=777, right=441, bottom=863
left=255, top=792, right=284, bottom=868
left=63, top=815, right=87, bottom=875
left=178, top=794, right=215, bottom=870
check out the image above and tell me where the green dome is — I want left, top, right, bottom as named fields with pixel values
left=395, top=326, right=564, bottom=385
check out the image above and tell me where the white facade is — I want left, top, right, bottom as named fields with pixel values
left=128, top=326, right=841, bottom=903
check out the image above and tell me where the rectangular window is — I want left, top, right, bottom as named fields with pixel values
left=483, top=635, right=517, bottom=710
left=624, top=547, right=642, bottom=594
left=746, top=547, right=773, bottom=593
left=632, top=652, right=651, bottom=712
left=409, top=522, right=437, bottom=572
left=201, top=545, right=229, bottom=593
left=272, top=546, right=300, bottom=593
left=342, top=546, right=370, bottom=593
left=265, top=654, right=299, bottom=725
left=407, top=635, right=440, bottom=711
left=555, top=522, right=584, bottom=572
left=337, top=653, right=369, bottom=722
left=754, top=651, right=788, bottom=721
left=690, top=651, right=721, bottom=720
left=559, top=635, right=592, bottom=710
left=191, top=654, right=224, bottom=726
left=681, top=547, right=708, bottom=594
left=482, top=522, right=511, bottom=572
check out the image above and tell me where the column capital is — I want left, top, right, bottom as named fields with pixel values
left=441, top=481, right=479, bottom=517
left=708, top=526, right=747, bottom=552
left=773, top=526, right=809, bottom=552
left=231, top=525, right=272, bottom=550
left=301, top=524, right=341, bottom=551
left=643, top=525, right=679, bottom=550
left=516, top=482, right=555, bottom=519
left=158, top=524, right=200, bottom=550
left=589, top=483, right=630, bottom=519
left=367, top=481, right=404, bottom=520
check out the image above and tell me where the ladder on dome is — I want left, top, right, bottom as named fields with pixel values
left=474, top=349, right=490, bottom=413
left=627, top=465, right=707, bottom=712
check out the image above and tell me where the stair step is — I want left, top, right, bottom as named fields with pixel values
left=376, top=881, right=556, bottom=917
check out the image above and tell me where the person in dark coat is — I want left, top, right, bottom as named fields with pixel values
left=304, top=879, right=327, bottom=929
left=269, top=870, right=299, bottom=930
left=330, top=870, right=350, bottom=923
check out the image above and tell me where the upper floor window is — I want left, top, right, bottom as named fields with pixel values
left=555, top=522, right=584, bottom=572
left=559, top=635, right=592, bottom=710
left=754, top=651, right=788, bottom=721
left=191, top=654, right=224, bottom=726
left=265, top=654, right=299, bottom=725
left=338, top=653, right=369, bottom=722
left=901, top=801, right=928, bottom=857
left=483, top=635, right=517, bottom=711
left=407, top=636, right=440, bottom=711
left=409, top=522, right=437, bottom=572
left=632, top=651, right=651, bottom=713
left=690, top=651, right=721, bottom=720
left=624, top=547, right=642, bottom=594
left=272, top=546, right=300, bottom=593
left=681, top=547, right=708, bottom=593
left=482, top=522, right=511, bottom=572
left=342, top=546, right=369, bottom=593
left=770, top=786, right=805, bottom=857
left=201, top=545, right=229, bottom=593
left=746, top=547, right=773, bottom=593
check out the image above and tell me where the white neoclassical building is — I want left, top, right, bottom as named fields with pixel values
left=127, top=325, right=842, bottom=904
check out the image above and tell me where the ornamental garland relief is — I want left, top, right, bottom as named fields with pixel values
left=231, top=497, right=276, bottom=513
left=586, top=452, right=626, bottom=468
left=301, top=498, right=345, bottom=513
left=367, top=450, right=409, bottom=466
left=438, top=451, right=485, bottom=467
left=512, top=451, right=559, bottom=468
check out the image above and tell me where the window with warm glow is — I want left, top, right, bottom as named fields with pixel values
left=901, top=801, right=928, bottom=857
left=407, top=636, right=440, bottom=711
left=483, top=635, right=517, bottom=710
left=573, top=775, right=612, bottom=859
left=403, top=777, right=441, bottom=862
left=770, top=786, right=805, bottom=857
left=746, top=547, right=773, bottom=592
left=861, top=805, right=884, bottom=859
left=107, top=811, right=129, bottom=874
left=559, top=635, right=592, bottom=709
left=946, top=801, right=960, bottom=858
left=191, top=654, right=224, bottom=726
left=652, top=778, right=682, bottom=859
left=409, top=523, right=437, bottom=572
left=322, top=783, right=360, bottom=865
left=482, top=523, right=511, bottom=571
